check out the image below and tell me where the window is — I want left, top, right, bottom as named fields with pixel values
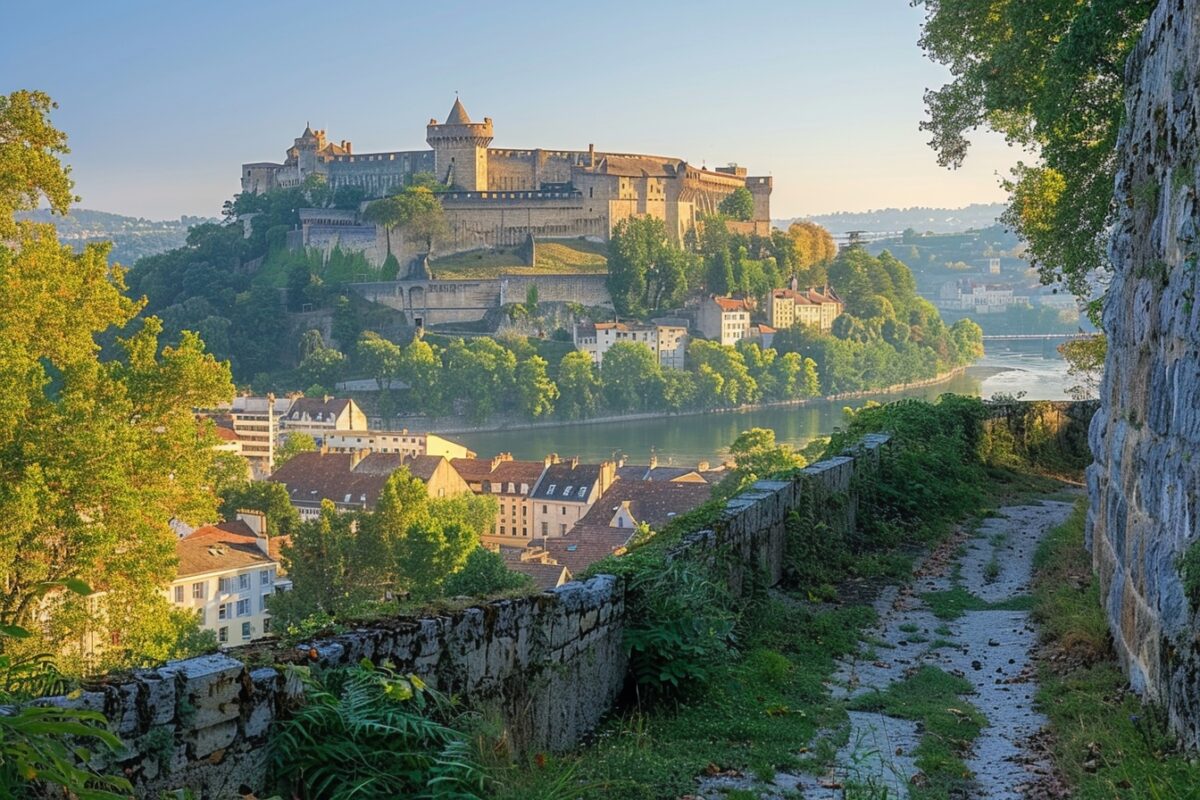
left=238, top=574, right=250, bottom=591
left=262, top=594, right=271, bottom=613
left=541, top=522, right=548, bottom=535
left=192, top=581, right=205, bottom=599
left=174, top=586, right=184, bottom=603
left=500, top=526, right=506, bottom=535
left=522, top=527, right=528, bottom=537
left=563, top=485, right=573, bottom=496
left=560, top=523, right=567, bottom=535
left=242, top=622, right=252, bottom=640
left=236, top=599, right=251, bottom=617
left=260, top=569, right=270, bottom=586
left=218, top=577, right=231, bottom=594
left=542, top=504, right=548, bottom=513
left=561, top=506, right=567, bottom=515
left=546, top=484, right=556, bottom=496
left=578, top=486, right=587, bottom=498
left=218, top=604, right=230, bottom=621
left=218, top=627, right=228, bottom=643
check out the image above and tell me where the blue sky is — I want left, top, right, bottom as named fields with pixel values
left=2, top=0, right=1019, bottom=220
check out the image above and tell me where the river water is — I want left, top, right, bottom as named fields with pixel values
left=455, top=340, right=1076, bottom=465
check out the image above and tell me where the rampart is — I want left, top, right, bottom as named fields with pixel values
left=37, top=401, right=1098, bottom=797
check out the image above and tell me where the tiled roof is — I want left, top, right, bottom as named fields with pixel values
left=531, top=462, right=602, bottom=501
left=508, top=561, right=571, bottom=590
left=578, top=481, right=712, bottom=530
left=176, top=521, right=273, bottom=578
left=287, top=397, right=350, bottom=422
left=617, top=465, right=711, bottom=483
left=268, top=451, right=444, bottom=509
left=534, top=526, right=635, bottom=574
left=451, top=457, right=544, bottom=491
left=712, top=296, right=751, bottom=312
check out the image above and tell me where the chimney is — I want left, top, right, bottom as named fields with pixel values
left=544, top=453, right=560, bottom=468
left=319, top=441, right=329, bottom=455
left=350, top=447, right=371, bottom=470
left=323, top=394, right=331, bottom=404
left=588, top=143, right=595, bottom=167
left=236, top=510, right=270, bottom=555
left=570, top=456, right=580, bottom=469
left=491, top=452, right=513, bottom=471
left=599, top=461, right=617, bottom=494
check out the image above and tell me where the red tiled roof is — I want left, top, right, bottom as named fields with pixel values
left=177, top=521, right=273, bottom=578
left=578, top=481, right=712, bottom=530
left=268, top=451, right=445, bottom=509
left=534, top=526, right=636, bottom=574
left=712, top=296, right=751, bottom=312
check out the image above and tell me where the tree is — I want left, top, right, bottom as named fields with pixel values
left=557, top=351, right=601, bottom=420
left=276, top=432, right=317, bottom=468
left=357, top=331, right=403, bottom=391
left=606, top=216, right=689, bottom=316
left=913, top=0, right=1153, bottom=297
left=398, top=335, right=443, bottom=415
left=298, top=342, right=346, bottom=390
left=718, top=187, right=755, bottom=221
left=366, top=185, right=449, bottom=261
left=219, top=480, right=302, bottom=536
left=443, top=547, right=535, bottom=597
left=0, top=92, right=235, bottom=674
left=601, top=341, right=663, bottom=412
left=688, top=339, right=759, bottom=407
left=1059, top=333, right=1107, bottom=400
left=515, top=355, right=558, bottom=419
left=728, top=428, right=805, bottom=481
left=787, top=221, right=837, bottom=285
left=442, top=337, right=517, bottom=422
left=362, top=196, right=404, bottom=262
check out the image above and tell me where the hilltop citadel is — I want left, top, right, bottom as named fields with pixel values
left=241, top=98, right=772, bottom=268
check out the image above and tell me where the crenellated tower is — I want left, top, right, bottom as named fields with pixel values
left=426, top=98, right=493, bottom=191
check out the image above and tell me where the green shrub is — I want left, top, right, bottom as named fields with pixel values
left=443, top=548, right=536, bottom=598
left=271, top=659, right=485, bottom=799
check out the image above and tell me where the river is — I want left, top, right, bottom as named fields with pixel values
left=454, top=340, right=1077, bottom=465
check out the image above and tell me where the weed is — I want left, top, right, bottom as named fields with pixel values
left=983, top=557, right=1001, bottom=583
left=921, top=586, right=1033, bottom=620
left=898, top=623, right=920, bottom=634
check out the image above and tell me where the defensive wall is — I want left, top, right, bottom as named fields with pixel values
left=348, top=273, right=611, bottom=326
left=35, top=401, right=1098, bottom=797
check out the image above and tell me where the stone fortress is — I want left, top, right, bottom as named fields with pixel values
left=242, top=98, right=772, bottom=266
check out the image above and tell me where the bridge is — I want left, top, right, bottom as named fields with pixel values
left=982, top=333, right=1092, bottom=341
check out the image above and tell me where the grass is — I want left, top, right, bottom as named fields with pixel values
left=488, top=598, right=875, bottom=800
left=430, top=239, right=607, bottom=278
left=920, top=585, right=1034, bottom=620
left=848, top=666, right=985, bottom=800
left=1031, top=499, right=1200, bottom=798
left=844, top=662, right=984, bottom=800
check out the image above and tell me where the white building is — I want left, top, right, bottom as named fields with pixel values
left=696, top=296, right=753, bottom=345
left=168, top=511, right=288, bottom=646
left=279, top=396, right=368, bottom=443
left=937, top=279, right=1017, bottom=314
left=218, top=395, right=285, bottom=478
left=573, top=318, right=689, bottom=369
left=323, top=429, right=474, bottom=459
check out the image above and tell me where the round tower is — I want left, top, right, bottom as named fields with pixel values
left=426, top=98, right=493, bottom=191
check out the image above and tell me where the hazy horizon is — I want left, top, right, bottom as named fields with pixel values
left=2, top=0, right=1021, bottom=220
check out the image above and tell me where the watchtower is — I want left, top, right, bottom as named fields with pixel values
left=426, top=98, right=493, bottom=191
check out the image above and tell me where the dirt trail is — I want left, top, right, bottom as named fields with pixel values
left=698, top=496, right=1076, bottom=799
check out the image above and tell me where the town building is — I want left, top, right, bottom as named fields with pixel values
left=168, top=511, right=285, bottom=646
left=279, top=396, right=368, bottom=443
left=218, top=395, right=286, bottom=479
left=268, top=449, right=470, bottom=519
left=324, top=429, right=473, bottom=459
left=572, top=317, right=689, bottom=369
left=578, top=480, right=713, bottom=532
left=498, top=546, right=572, bottom=590
left=242, top=99, right=772, bottom=265
left=937, top=279, right=1018, bottom=314
left=697, top=296, right=753, bottom=346
left=616, top=456, right=720, bottom=483
left=765, top=285, right=844, bottom=332
left=529, top=458, right=617, bottom=539
left=450, top=453, right=548, bottom=546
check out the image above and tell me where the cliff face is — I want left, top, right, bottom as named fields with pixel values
left=1089, top=0, right=1200, bottom=747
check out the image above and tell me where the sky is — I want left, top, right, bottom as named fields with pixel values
left=1, top=0, right=1023, bottom=221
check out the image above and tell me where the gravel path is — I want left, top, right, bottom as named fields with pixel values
left=696, top=497, right=1076, bottom=799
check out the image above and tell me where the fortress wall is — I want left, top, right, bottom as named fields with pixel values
left=499, top=273, right=611, bottom=307
left=442, top=201, right=607, bottom=249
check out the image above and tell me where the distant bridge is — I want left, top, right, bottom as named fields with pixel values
left=981, top=333, right=1092, bottom=341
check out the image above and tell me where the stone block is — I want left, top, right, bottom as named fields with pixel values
left=158, top=653, right=245, bottom=730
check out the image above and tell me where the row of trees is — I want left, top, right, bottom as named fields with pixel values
left=606, top=213, right=838, bottom=317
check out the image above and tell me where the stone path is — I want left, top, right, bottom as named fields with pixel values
left=696, top=497, right=1076, bottom=799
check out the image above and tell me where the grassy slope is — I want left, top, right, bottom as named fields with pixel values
left=1032, top=500, right=1200, bottom=798
left=431, top=240, right=607, bottom=279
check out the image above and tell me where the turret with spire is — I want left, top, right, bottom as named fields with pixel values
left=426, top=97, right=494, bottom=191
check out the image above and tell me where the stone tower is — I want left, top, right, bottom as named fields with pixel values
left=426, top=98, right=493, bottom=191
left=287, top=124, right=326, bottom=180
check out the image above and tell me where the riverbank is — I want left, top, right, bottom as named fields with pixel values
left=399, top=367, right=968, bottom=438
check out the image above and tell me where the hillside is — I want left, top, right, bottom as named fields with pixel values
left=16, top=207, right=215, bottom=265
left=429, top=239, right=608, bottom=279
left=777, top=202, right=1006, bottom=235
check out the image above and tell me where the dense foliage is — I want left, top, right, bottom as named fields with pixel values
left=271, top=659, right=485, bottom=800
left=1, top=91, right=231, bottom=676
left=914, top=0, right=1154, bottom=297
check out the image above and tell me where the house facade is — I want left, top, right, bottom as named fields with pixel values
left=765, top=286, right=844, bottom=332
left=572, top=318, right=690, bottom=369
left=279, top=397, right=369, bottom=443
left=529, top=458, right=617, bottom=539
left=451, top=454, right=548, bottom=547
left=696, top=296, right=753, bottom=346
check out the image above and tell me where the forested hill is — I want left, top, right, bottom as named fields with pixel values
left=777, top=203, right=1006, bottom=235
left=15, top=208, right=215, bottom=265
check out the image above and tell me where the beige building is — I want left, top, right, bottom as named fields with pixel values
left=573, top=317, right=689, bottom=369
left=325, top=429, right=473, bottom=459
left=697, top=296, right=753, bottom=346
left=242, top=99, right=772, bottom=264
left=279, top=396, right=368, bottom=443
left=168, top=512, right=286, bottom=646
left=268, top=449, right=470, bottom=519
left=765, top=286, right=844, bottom=332
left=529, top=458, right=617, bottom=539
left=451, top=454, right=548, bottom=547
left=219, top=395, right=281, bottom=479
